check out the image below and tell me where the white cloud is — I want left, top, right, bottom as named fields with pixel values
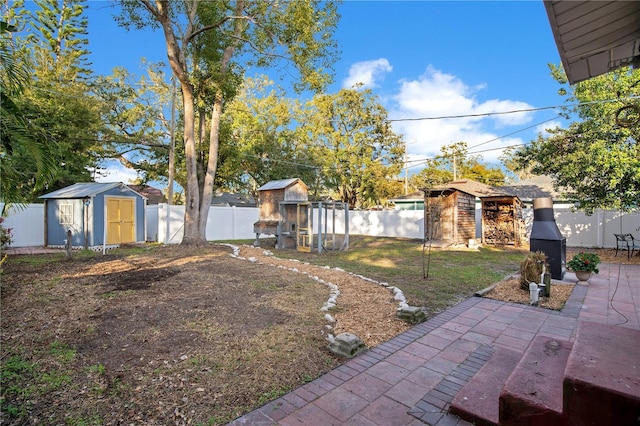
left=475, top=99, right=534, bottom=127
left=342, top=58, right=392, bottom=89
left=536, top=120, right=562, bottom=136
left=388, top=65, right=534, bottom=164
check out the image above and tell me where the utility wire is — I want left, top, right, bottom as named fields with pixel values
left=403, top=115, right=562, bottom=170
left=388, top=96, right=639, bottom=122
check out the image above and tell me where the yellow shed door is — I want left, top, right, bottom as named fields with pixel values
left=106, top=198, right=135, bottom=245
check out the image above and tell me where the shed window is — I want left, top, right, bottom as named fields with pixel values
left=59, top=204, right=73, bottom=225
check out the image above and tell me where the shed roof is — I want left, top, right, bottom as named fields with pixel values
left=39, top=182, right=146, bottom=200
left=389, top=191, right=424, bottom=202
left=257, top=178, right=306, bottom=192
left=424, top=179, right=510, bottom=198
left=128, top=185, right=165, bottom=204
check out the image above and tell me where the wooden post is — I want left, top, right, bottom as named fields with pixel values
left=65, top=229, right=72, bottom=259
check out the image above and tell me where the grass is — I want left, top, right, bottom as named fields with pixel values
left=1, top=237, right=532, bottom=424
left=240, top=235, right=528, bottom=314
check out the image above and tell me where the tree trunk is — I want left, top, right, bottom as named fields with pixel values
left=198, top=93, right=223, bottom=239
left=181, top=85, right=203, bottom=245
left=152, top=0, right=205, bottom=246
left=196, top=6, right=242, bottom=241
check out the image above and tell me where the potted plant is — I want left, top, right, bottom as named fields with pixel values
left=567, top=251, right=601, bottom=282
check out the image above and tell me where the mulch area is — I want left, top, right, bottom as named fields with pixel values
left=482, top=247, right=639, bottom=311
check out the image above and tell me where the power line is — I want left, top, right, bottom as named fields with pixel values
left=403, top=115, right=562, bottom=169
left=388, top=96, right=639, bottom=122
left=466, top=115, right=562, bottom=150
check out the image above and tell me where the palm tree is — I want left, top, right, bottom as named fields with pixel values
left=0, top=21, right=57, bottom=213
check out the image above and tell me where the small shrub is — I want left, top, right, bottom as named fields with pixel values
left=0, top=217, right=13, bottom=252
left=519, top=251, right=548, bottom=290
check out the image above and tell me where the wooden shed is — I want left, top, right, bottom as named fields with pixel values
left=39, top=182, right=147, bottom=250
left=423, top=181, right=477, bottom=244
left=422, top=179, right=524, bottom=246
left=481, top=196, right=525, bottom=246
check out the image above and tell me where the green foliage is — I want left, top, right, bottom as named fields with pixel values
left=2, top=0, right=102, bottom=203
left=1, top=354, right=36, bottom=418
left=300, top=87, right=406, bottom=208
left=40, top=370, right=73, bottom=391
left=567, top=251, right=601, bottom=273
left=410, top=142, right=505, bottom=191
left=220, top=76, right=320, bottom=197
left=115, top=0, right=340, bottom=244
left=92, top=64, right=178, bottom=188
left=0, top=217, right=13, bottom=250
left=0, top=12, right=58, bottom=207
left=49, top=341, right=76, bottom=364
left=513, top=66, right=639, bottom=213
left=29, top=0, right=91, bottom=80
left=1, top=355, right=35, bottom=384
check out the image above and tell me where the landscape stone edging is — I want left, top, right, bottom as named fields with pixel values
left=220, top=243, right=413, bottom=345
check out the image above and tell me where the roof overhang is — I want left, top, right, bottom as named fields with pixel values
left=544, top=1, right=640, bottom=85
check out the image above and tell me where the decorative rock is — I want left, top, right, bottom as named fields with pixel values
left=396, top=306, right=427, bottom=324
left=328, top=332, right=367, bottom=358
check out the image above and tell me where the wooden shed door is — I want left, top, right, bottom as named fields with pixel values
left=107, top=198, right=135, bottom=244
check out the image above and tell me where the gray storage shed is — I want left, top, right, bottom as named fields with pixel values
left=39, top=182, right=147, bottom=249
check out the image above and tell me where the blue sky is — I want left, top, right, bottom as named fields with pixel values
left=80, top=1, right=566, bottom=184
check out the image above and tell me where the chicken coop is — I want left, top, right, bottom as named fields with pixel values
left=252, top=178, right=349, bottom=252
left=481, top=196, right=525, bottom=247
left=253, top=178, right=308, bottom=250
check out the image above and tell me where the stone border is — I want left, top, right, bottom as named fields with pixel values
left=220, top=244, right=414, bottom=346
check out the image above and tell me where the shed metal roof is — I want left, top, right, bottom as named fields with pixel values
left=39, top=182, right=146, bottom=199
left=257, top=178, right=306, bottom=191
left=544, top=0, right=640, bottom=85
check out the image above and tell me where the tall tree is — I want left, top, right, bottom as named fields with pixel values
left=117, top=0, right=339, bottom=245
left=0, top=16, right=57, bottom=210
left=5, top=0, right=102, bottom=195
left=301, top=87, right=405, bottom=209
left=409, top=160, right=453, bottom=191
left=220, top=75, right=319, bottom=198
left=513, top=65, right=639, bottom=213
left=93, top=63, right=181, bottom=187
left=29, top=0, right=91, bottom=81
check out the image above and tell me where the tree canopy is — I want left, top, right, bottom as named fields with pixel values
left=300, top=87, right=406, bottom=209
left=1, top=18, right=57, bottom=210
left=410, top=142, right=506, bottom=190
left=512, top=65, right=639, bottom=213
left=116, top=0, right=340, bottom=245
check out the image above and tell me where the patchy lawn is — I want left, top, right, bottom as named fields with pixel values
left=1, top=245, right=344, bottom=425
left=3, top=238, right=633, bottom=425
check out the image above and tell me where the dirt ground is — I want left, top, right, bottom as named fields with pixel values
left=0, top=243, right=410, bottom=425
left=1, top=243, right=635, bottom=425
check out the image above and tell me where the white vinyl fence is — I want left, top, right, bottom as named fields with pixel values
left=3, top=202, right=639, bottom=249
